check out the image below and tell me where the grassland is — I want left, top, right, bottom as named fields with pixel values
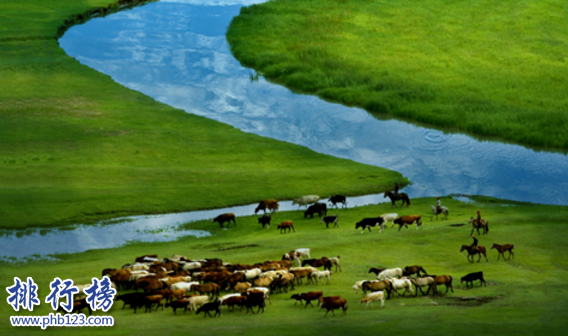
left=2, top=196, right=568, bottom=335
left=0, top=0, right=405, bottom=229
left=227, top=0, right=568, bottom=149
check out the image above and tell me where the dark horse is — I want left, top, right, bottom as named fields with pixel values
left=384, top=191, right=411, bottom=208
left=460, top=245, right=489, bottom=263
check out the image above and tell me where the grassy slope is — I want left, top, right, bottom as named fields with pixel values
left=227, top=0, right=568, bottom=149
left=0, top=0, right=405, bottom=229
left=1, top=197, right=568, bottom=335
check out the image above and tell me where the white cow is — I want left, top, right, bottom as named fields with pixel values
left=379, top=213, right=398, bottom=228
left=360, top=291, right=385, bottom=309
left=377, top=268, right=403, bottom=280
left=292, top=196, right=320, bottom=208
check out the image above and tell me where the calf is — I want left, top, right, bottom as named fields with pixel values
left=355, top=217, right=385, bottom=234
left=277, top=220, right=295, bottom=233
left=360, top=291, right=385, bottom=309
left=461, top=271, right=487, bottom=288
left=328, top=195, right=347, bottom=208
left=393, top=215, right=422, bottom=231
left=195, top=300, right=222, bottom=318
left=212, top=213, right=236, bottom=228
left=320, top=215, right=339, bottom=228
left=290, top=291, right=323, bottom=307
left=258, top=213, right=271, bottom=229
left=304, top=203, right=327, bottom=219
left=165, top=299, right=190, bottom=315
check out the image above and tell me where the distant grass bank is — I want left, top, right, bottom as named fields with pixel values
left=2, top=197, right=568, bottom=335
left=227, top=0, right=568, bottom=149
left=0, top=0, right=405, bottom=229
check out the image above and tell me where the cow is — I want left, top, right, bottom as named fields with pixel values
left=304, top=203, right=327, bottom=219
left=258, top=213, right=271, bottom=229
left=277, top=221, right=295, bottom=233
left=328, top=195, right=347, bottom=208
left=255, top=199, right=279, bottom=214
left=292, top=195, right=320, bottom=208
left=393, top=215, right=422, bottom=231
left=355, top=217, right=385, bottom=234
left=461, top=272, right=487, bottom=288
left=212, top=213, right=236, bottom=228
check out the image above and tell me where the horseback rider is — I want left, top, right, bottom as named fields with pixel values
left=470, top=234, right=479, bottom=251
left=394, top=182, right=399, bottom=196
left=476, top=210, right=482, bottom=226
left=436, top=197, right=442, bottom=214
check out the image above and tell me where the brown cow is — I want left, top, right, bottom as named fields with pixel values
left=193, top=283, right=220, bottom=298
left=320, top=297, right=347, bottom=316
left=290, top=291, right=322, bottom=307
left=255, top=199, right=279, bottom=214
left=212, top=213, right=236, bottom=228
left=277, top=220, right=295, bottom=233
left=393, top=215, right=422, bottom=231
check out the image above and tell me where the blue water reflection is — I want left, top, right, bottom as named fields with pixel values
left=58, top=0, right=568, bottom=206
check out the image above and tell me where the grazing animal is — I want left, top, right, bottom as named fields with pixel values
left=292, top=195, right=320, bottom=208
left=427, top=275, right=454, bottom=295
left=308, top=270, right=332, bottom=285
left=320, top=297, right=348, bottom=317
left=233, top=282, right=252, bottom=293
left=222, top=296, right=247, bottom=312
left=290, top=269, right=313, bottom=285
left=243, top=290, right=266, bottom=314
left=212, top=213, right=236, bottom=228
left=361, top=280, right=392, bottom=299
left=294, top=248, right=311, bottom=259
left=393, top=215, right=422, bottom=231
left=328, top=195, right=347, bottom=208
left=193, top=283, right=219, bottom=298
left=304, top=203, right=327, bottom=219
left=469, top=217, right=489, bottom=235
left=360, top=291, right=385, bottom=309
left=57, top=297, right=92, bottom=315
left=329, top=256, right=342, bottom=272
left=461, top=272, right=487, bottom=288
left=247, top=287, right=271, bottom=305
left=380, top=213, right=398, bottom=228
left=302, top=257, right=332, bottom=270
left=165, top=300, right=190, bottom=315
left=491, top=243, right=514, bottom=260
left=195, top=300, right=221, bottom=318
left=290, top=291, right=323, bottom=307
left=460, top=245, right=489, bottom=263
left=355, top=217, right=385, bottom=234
left=254, top=199, right=279, bottom=214
left=409, top=276, right=436, bottom=296
left=277, top=220, right=295, bottom=233
left=402, top=265, right=427, bottom=277
left=388, top=278, right=414, bottom=297
left=377, top=268, right=403, bottom=281
left=257, top=213, right=271, bottom=229
left=144, top=295, right=164, bottom=313
left=431, top=205, right=449, bottom=220
left=188, top=295, right=210, bottom=311
left=320, top=215, right=339, bottom=228
left=115, top=293, right=146, bottom=311
left=384, top=191, right=411, bottom=208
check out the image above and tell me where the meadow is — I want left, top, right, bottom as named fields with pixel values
left=2, top=196, right=568, bottom=335
left=0, top=0, right=404, bottom=229
left=226, top=0, right=568, bottom=149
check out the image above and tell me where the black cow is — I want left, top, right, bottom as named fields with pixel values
left=304, top=203, right=327, bottom=219
left=257, top=213, right=271, bottom=229
left=115, top=293, right=147, bottom=313
left=195, top=300, right=222, bottom=318
left=328, top=195, right=347, bottom=208
left=320, top=215, right=339, bottom=228
left=461, top=271, right=487, bottom=288
left=355, top=217, right=384, bottom=233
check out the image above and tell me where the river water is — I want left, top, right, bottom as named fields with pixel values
left=2, top=0, right=566, bottom=260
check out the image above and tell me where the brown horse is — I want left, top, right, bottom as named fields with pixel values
left=460, top=245, right=489, bottom=263
left=362, top=280, right=392, bottom=299
left=491, top=243, right=514, bottom=260
left=426, top=275, right=454, bottom=295
left=468, top=217, right=489, bottom=235
left=383, top=191, right=411, bottom=208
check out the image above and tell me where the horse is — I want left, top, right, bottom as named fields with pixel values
left=431, top=206, right=449, bottom=221
left=426, top=275, right=454, bottom=295
left=460, top=245, right=489, bottom=263
left=468, top=217, right=489, bottom=235
left=388, top=278, right=414, bottom=297
left=402, top=265, right=427, bottom=278
left=383, top=191, right=411, bottom=208
left=409, top=276, right=436, bottom=296
left=491, top=243, right=514, bottom=260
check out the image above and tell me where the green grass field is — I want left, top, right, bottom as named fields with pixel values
left=2, top=197, right=568, bottom=335
left=227, top=0, right=568, bottom=149
left=0, top=0, right=404, bottom=229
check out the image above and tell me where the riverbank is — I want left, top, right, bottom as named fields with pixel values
left=227, top=0, right=568, bottom=149
left=0, top=0, right=405, bottom=229
left=2, top=196, right=567, bottom=335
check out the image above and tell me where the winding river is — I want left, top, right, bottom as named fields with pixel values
left=1, top=0, right=567, bottom=260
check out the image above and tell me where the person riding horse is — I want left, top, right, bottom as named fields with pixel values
left=436, top=197, right=441, bottom=214
left=394, top=183, right=399, bottom=196
left=470, top=235, right=478, bottom=251
left=476, top=210, right=482, bottom=227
